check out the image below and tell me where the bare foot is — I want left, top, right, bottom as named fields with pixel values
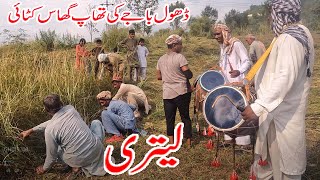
left=186, top=138, right=191, bottom=148
left=72, top=167, right=80, bottom=173
left=66, top=167, right=81, bottom=180
left=169, top=136, right=174, bottom=144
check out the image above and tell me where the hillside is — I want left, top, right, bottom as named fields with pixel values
left=0, top=30, right=319, bottom=179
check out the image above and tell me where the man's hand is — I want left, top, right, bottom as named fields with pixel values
left=210, top=65, right=222, bottom=71
left=19, top=129, right=33, bottom=140
left=36, top=165, right=46, bottom=175
left=229, top=70, right=240, bottom=78
left=241, top=106, right=259, bottom=122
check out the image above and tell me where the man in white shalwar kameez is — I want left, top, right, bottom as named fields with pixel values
left=212, top=23, right=252, bottom=146
left=241, top=0, right=315, bottom=179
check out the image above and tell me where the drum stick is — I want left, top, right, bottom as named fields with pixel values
left=227, top=58, right=234, bottom=71
left=244, top=38, right=277, bottom=84
left=211, top=95, right=245, bottom=112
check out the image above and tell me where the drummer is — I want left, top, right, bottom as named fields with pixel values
left=212, top=24, right=252, bottom=147
left=241, top=0, right=315, bottom=179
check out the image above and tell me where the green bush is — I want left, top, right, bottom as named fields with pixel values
left=35, top=29, right=57, bottom=51
left=55, top=33, right=80, bottom=49
left=102, top=27, right=128, bottom=52
left=0, top=46, right=111, bottom=177
left=189, top=16, right=212, bottom=37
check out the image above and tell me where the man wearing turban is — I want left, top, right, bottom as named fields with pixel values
left=96, top=91, right=137, bottom=143
left=241, top=0, right=315, bottom=179
left=212, top=24, right=252, bottom=146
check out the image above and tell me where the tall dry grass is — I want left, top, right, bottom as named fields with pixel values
left=0, top=44, right=112, bottom=176
left=0, top=29, right=319, bottom=179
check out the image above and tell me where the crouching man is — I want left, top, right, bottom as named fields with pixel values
left=96, top=91, right=137, bottom=143
left=112, top=75, right=151, bottom=118
left=20, top=94, right=106, bottom=177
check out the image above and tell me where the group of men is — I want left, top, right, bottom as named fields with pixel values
left=20, top=0, right=315, bottom=179
left=210, top=1, right=315, bottom=179
left=75, top=29, right=149, bottom=82
left=157, top=0, right=314, bottom=179
left=94, top=29, right=149, bottom=81
left=20, top=76, right=151, bottom=177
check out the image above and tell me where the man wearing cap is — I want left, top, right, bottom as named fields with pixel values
left=19, top=94, right=106, bottom=177
left=156, top=34, right=193, bottom=147
left=241, top=0, right=315, bottom=179
left=91, top=38, right=105, bottom=78
left=111, top=75, right=151, bottom=118
left=96, top=91, right=137, bottom=143
left=245, top=34, right=266, bottom=65
left=212, top=23, right=252, bottom=147
left=97, top=51, right=125, bottom=80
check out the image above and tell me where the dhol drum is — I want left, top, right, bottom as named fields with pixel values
left=203, top=85, right=258, bottom=136
left=193, top=70, right=226, bottom=133
left=193, top=70, right=226, bottom=114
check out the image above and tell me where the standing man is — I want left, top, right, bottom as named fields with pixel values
left=119, top=29, right=139, bottom=81
left=112, top=75, right=151, bottom=118
left=245, top=34, right=266, bottom=65
left=212, top=24, right=252, bottom=146
left=137, top=38, right=149, bottom=81
left=19, top=94, right=106, bottom=177
left=119, top=29, right=139, bottom=56
left=241, top=0, right=315, bottom=179
left=91, top=38, right=105, bottom=78
left=156, top=34, right=193, bottom=147
left=97, top=91, right=137, bottom=143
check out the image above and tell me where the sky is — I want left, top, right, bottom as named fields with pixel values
left=0, top=0, right=265, bottom=42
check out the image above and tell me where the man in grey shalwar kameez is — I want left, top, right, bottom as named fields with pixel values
left=20, top=94, right=107, bottom=177
left=241, top=0, right=315, bottom=179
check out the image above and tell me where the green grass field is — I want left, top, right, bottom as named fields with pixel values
left=0, top=31, right=319, bottom=179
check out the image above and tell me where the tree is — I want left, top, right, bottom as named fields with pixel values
left=169, top=1, right=186, bottom=30
left=126, top=0, right=159, bottom=35
left=35, top=29, right=57, bottom=51
left=187, top=16, right=197, bottom=26
left=2, top=28, right=28, bottom=44
left=201, top=6, right=218, bottom=24
left=85, top=5, right=99, bottom=42
left=189, top=16, right=211, bottom=37
left=145, top=25, right=152, bottom=35
left=244, top=4, right=269, bottom=33
left=56, top=33, right=80, bottom=49
left=301, top=0, right=320, bottom=30
left=224, top=9, right=249, bottom=30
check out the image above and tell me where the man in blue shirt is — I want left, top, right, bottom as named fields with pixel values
left=96, top=91, right=137, bottom=143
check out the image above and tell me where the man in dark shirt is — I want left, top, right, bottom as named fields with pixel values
left=91, top=39, right=105, bottom=78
